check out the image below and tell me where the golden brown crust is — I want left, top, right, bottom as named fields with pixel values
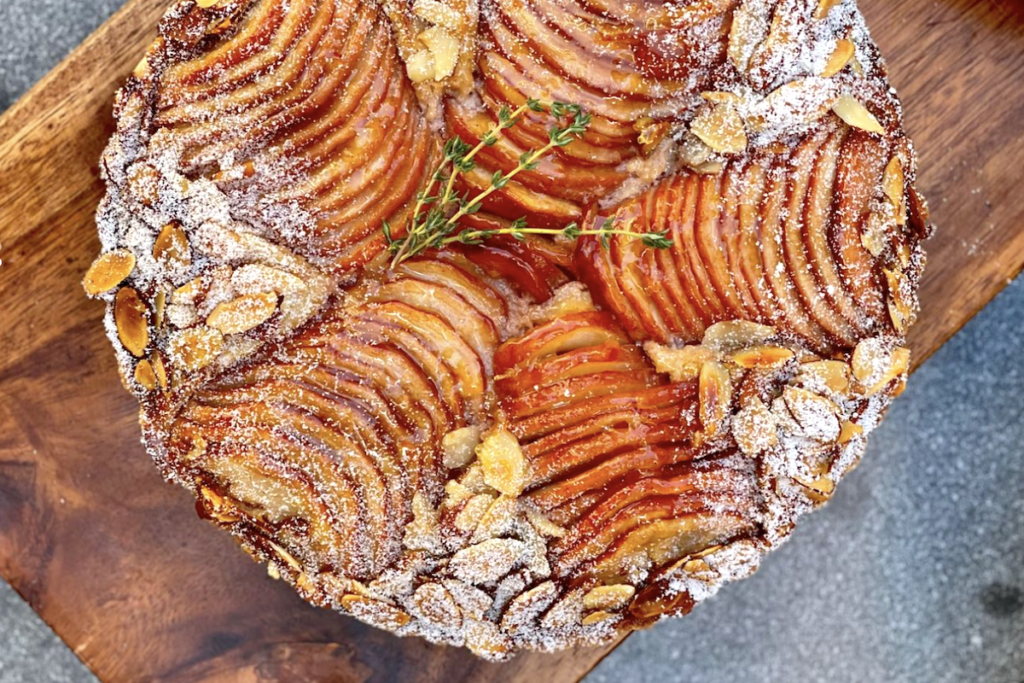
left=86, top=0, right=930, bottom=659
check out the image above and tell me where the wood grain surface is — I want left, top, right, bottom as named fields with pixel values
left=1, top=0, right=1023, bottom=681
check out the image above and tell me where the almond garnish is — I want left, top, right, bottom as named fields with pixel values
left=412, top=582, right=461, bottom=626
left=732, top=397, right=777, bottom=456
left=797, top=360, right=851, bottom=394
left=170, top=326, right=224, bottom=371
left=883, top=156, right=907, bottom=225
left=412, top=0, right=461, bottom=30
left=442, top=425, right=484, bottom=469
left=644, top=342, right=717, bottom=382
left=83, top=250, right=136, bottom=296
left=449, top=538, right=525, bottom=584
left=782, top=386, right=841, bottom=442
left=153, top=221, right=190, bottom=266
left=582, top=584, right=635, bottom=611
left=134, top=358, right=158, bottom=390
left=814, top=0, right=842, bottom=20
left=634, top=117, right=672, bottom=156
left=703, top=320, right=777, bottom=350
left=699, top=361, right=732, bottom=438
left=406, top=49, right=435, bottom=83
left=114, top=287, right=149, bottom=357
left=151, top=352, right=169, bottom=390
left=728, top=3, right=770, bottom=73
left=340, top=594, right=412, bottom=629
left=206, top=291, right=279, bottom=335
left=581, top=611, right=615, bottom=626
left=730, top=345, right=795, bottom=369
left=832, top=96, right=885, bottom=134
left=475, top=428, right=529, bottom=497
left=822, top=39, right=855, bottom=77
left=418, top=26, right=459, bottom=81
left=690, top=103, right=747, bottom=155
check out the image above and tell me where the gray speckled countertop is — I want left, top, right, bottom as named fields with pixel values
left=1, top=3, right=1022, bottom=682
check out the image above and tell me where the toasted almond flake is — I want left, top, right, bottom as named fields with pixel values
left=267, top=564, right=281, bottom=580
left=442, top=425, right=484, bottom=469
left=814, top=0, right=842, bottom=20
left=341, top=594, right=412, bottom=629
left=730, top=345, right=795, bottom=368
left=134, top=359, right=157, bottom=390
left=732, top=397, right=777, bottom=456
left=703, top=320, right=777, bottom=350
left=884, top=156, right=907, bottom=225
left=196, top=0, right=220, bottom=7
left=471, top=495, right=518, bottom=543
left=798, top=475, right=836, bottom=496
left=404, top=491, right=441, bottom=552
left=832, top=96, right=885, bottom=134
left=268, top=541, right=301, bottom=570
left=747, top=78, right=838, bottom=133
left=412, top=582, right=461, bottom=626
left=170, top=326, right=224, bottom=371
left=699, top=361, right=732, bottom=438
left=861, top=210, right=889, bottom=257
left=690, top=103, right=747, bottom=155
left=418, top=26, right=459, bottom=81
left=822, top=39, right=855, bottom=77
left=701, top=91, right=742, bottom=105
left=582, top=584, right=635, bottom=611
left=83, top=250, right=136, bottom=296
left=450, top=538, right=525, bottom=584
left=838, top=420, right=864, bottom=444
left=728, top=2, right=770, bottom=73
left=151, top=352, right=169, bottom=390
left=114, top=287, right=149, bottom=357
left=644, top=342, right=717, bottom=382
left=153, top=222, right=190, bottom=266
left=206, top=291, right=279, bottom=335
left=797, top=360, right=851, bottom=394
left=453, top=493, right=495, bottom=533
left=406, top=49, right=435, bottom=82
left=475, top=428, right=529, bottom=497
left=581, top=611, right=615, bottom=626
left=782, top=386, right=841, bottom=442
left=153, top=289, right=167, bottom=329
left=527, top=508, right=567, bottom=538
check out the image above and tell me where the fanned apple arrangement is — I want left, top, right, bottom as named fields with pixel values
left=83, top=0, right=930, bottom=659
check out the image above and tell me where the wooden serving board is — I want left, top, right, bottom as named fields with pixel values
left=1, top=0, right=1023, bottom=681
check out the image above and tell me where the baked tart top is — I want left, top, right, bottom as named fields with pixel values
left=85, top=0, right=930, bottom=659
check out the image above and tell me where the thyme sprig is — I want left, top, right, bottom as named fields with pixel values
left=384, top=99, right=670, bottom=267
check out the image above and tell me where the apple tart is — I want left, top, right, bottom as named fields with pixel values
left=85, top=0, right=930, bottom=659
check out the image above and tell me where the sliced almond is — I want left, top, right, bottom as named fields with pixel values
left=114, top=287, right=149, bottom=357
left=699, top=361, right=732, bottom=438
left=527, top=508, right=567, bottom=538
left=782, top=386, right=841, bottom=443
left=690, top=103, right=747, bottom=155
left=730, top=345, right=795, bottom=368
left=151, top=352, right=169, bottom=391
left=747, top=78, right=838, bottom=133
left=153, top=289, right=167, bottom=330
left=195, top=0, right=222, bottom=7
left=134, top=359, right=157, bottom=390
left=153, top=222, right=190, bottom=266
left=814, top=0, right=842, bottom=20
left=861, top=209, right=889, bottom=258
left=728, top=2, right=771, bottom=73
left=475, top=428, right=529, bottom=497
left=83, top=250, right=136, bottom=296
left=406, top=49, right=435, bottom=82
left=418, top=26, right=459, bottom=81
left=838, top=420, right=864, bottom=444
left=797, top=360, right=851, bottom=394
left=883, top=156, right=907, bottom=225
left=449, top=538, right=525, bottom=585
left=442, top=425, right=484, bottom=469
left=703, top=320, right=777, bottom=350
left=412, top=582, right=461, bottom=627
left=832, top=96, right=885, bottom=134
left=340, top=594, right=412, bottom=629
left=453, top=493, right=496, bottom=534
left=582, top=584, right=635, bottom=611
left=797, top=474, right=836, bottom=496
left=701, top=91, right=742, bottom=105
left=732, top=397, right=777, bottom=456
left=644, top=342, right=717, bottom=382
left=206, top=291, right=279, bottom=335
left=170, top=326, right=224, bottom=371
left=822, top=39, right=855, bottom=78
left=581, top=611, right=615, bottom=626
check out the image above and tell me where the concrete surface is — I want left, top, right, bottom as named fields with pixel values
left=1, top=2, right=1022, bottom=682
